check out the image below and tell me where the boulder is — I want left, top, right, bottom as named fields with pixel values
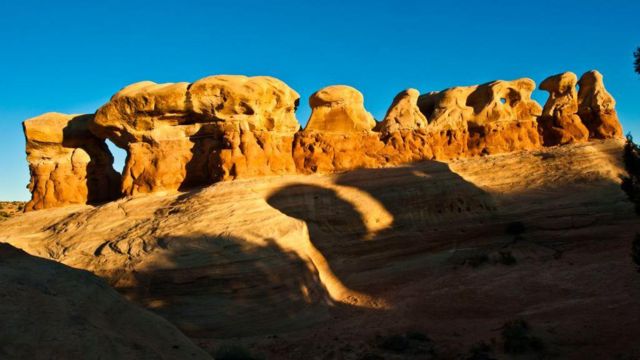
left=538, top=72, right=589, bottom=145
left=379, top=88, right=428, bottom=133
left=304, top=85, right=376, bottom=132
left=23, top=113, right=120, bottom=211
left=577, top=70, right=623, bottom=139
left=91, top=75, right=300, bottom=195
left=294, top=85, right=382, bottom=173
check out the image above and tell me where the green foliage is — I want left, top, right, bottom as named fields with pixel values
left=501, top=319, right=544, bottom=355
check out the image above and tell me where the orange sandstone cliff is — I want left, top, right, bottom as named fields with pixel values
left=23, top=71, right=624, bottom=210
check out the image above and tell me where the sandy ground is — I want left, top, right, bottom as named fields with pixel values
left=1, top=139, right=639, bottom=359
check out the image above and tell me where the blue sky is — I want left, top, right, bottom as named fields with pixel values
left=1, top=0, right=639, bottom=201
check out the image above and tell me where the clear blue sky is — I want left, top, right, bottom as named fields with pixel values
left=1, top=0, right=639, bottom=201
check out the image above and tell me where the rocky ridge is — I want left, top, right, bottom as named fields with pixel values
left=23, top=71, right=623, bottom=210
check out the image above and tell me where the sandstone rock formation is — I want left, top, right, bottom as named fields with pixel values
left=0, top=243, right=211, bottom=359
left=90, top=76, right=300, bottom=195
left=304, top=85, right=376, bottom=132
left=3, top=139, right=637, bottom=354
left=22, top=71, right=624, bottom=211
left=294, top=85, right=383, bottom=173
left=418, top=79, right=542, bottom=157
left=538, top=72, right=589, bottom=145
left=379, top=89, right=428, bottom=133
left=577, top=70, right=623, bottom=139
left=23, top=113, right=121, bottom=211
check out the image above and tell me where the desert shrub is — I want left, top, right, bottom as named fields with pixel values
left=497, top=251, right=517, bottom=266
left=466, top=341, right=496, bottom=360
left=464, top=253, right=490, bottom=268
left=378, top=331, right=434, bottom=355
left=0, top=211, right=9, bottom=218
left=622, top=134, right=640, bottom=214
left=505, top=221, right=525, bottom=236
left=380, top=335, right=410, bottom=353
left=214, top=345, right=260, bottom=360
left=632, top=234, right=640, bottom=273
left=501, top=319, right=544, bottom=355
left=405, top=331, right=430, bottom=342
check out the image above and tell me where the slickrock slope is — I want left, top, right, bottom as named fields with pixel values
left=3, top=139, right=639, bottom=358
left=0, top=243, right=211, bottom=360
left=23, top=113, right=121, bottom=211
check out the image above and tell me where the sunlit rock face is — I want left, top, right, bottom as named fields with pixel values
left=23, top=113, right=121, bottom=211
left=22, top=71, right=624, bottom=210
left=577, top=70, right=623, bottom=139
left=538, top=72, right=589, bottom=145
left=418, top=78, right=542, bottom=157
left=90, top=75, right=300, bottom=195
left=293, top=85, right=384, bottom=173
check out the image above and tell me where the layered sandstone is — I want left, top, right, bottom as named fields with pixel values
left=577, top=70, right=623, bottom=139
left=538, top=72, right=589, bottom=145
left=0, top=243, right=210, bottom=359
left=23, top=71, right=624, bottom=211
left=418, top=79, right=542, bottom=157
left=23, top=113, right=120, bottom=211
left=294, top=85, right=383, bottom=173
left=91, top=76, right=300, bottom=195
left=304, top=85, right=376, bottom=132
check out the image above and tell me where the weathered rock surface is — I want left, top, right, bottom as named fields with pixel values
left=91, top=76, right=300, bottom=195
left=3, top=139, right=639, bottom=359
left=23, top=113, right=120, bottom=211
left=418, top=79, right=542, bottom=157
left=577, top=70, right=623, bottom=139
left=538, top=72, right=589, bottom=145
left=379, top=88, right=427, bottom=133
left=0, top=243, right=211, bottom=360
left=304, top=85, right=376, bottom=132
left=294, top=85, right=381, bottom=173
left=23, top=72, right=624, bottom=210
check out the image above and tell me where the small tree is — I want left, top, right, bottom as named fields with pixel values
left=635, top=47, right=640, bottom=75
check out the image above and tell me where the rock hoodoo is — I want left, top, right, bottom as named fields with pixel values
left=538, top=72, right=590, bottom=145
left=304, top=85, right=376, bottom=132
left=293, top=85, right=384, bottom=173
left=23, top=113, right=120, bottom=211
left=91, top=75, right=300, bottom=195
left=23, top=71, right=625, bottom=211
left=379, top=88, right=428, bottom=133
left=577, top=70, right=623, bottom=139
